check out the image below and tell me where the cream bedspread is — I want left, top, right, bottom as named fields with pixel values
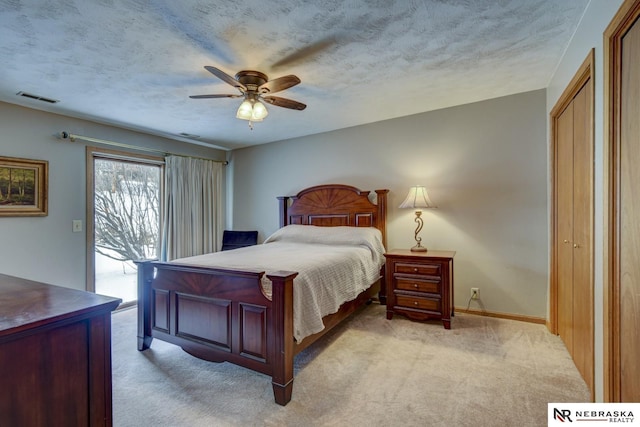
left=170, top=225, right=386, bottom=342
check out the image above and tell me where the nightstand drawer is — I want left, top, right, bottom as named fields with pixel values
left=394, top=262, right=441, bottom=277
left=395, top=277, right=440, bottom=294
left=396, top=295, right=441, bottom=312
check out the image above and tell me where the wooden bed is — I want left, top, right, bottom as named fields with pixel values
left=135, top=184, right=388, bottom=405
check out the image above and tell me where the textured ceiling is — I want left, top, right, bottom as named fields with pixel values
left=0, top=0, right=589, bottom=150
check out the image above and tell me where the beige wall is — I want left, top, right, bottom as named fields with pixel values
left=0, top=101, right=226, bottom=290
left=229, top=89, right=548, bottom=318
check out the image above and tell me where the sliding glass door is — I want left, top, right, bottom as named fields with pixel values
left=87, top=148, right=163, bottom=306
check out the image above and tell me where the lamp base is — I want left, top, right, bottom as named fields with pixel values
left=409, top=211, right=428, bottom=252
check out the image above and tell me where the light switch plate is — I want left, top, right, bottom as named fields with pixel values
left=72, top=220, right=82, bottom=232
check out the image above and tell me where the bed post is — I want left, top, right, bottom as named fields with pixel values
left=277, top=196, right=289, bottom=227
left=135, top=259, right=154, bottom=351
left=375, top=189, right=389, bottom=248
left=268, top=270, right=298, bottom=406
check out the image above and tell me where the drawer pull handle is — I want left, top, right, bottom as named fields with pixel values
left=413, top=283, right=419, bottom=288
left=414, top=301, right=418, bottom=306
left=413, top=268, right=418, bottom=272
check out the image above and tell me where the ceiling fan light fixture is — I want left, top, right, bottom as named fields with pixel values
left=236, top=98, right=268, bottom=122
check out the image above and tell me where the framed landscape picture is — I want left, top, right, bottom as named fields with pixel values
left=0, top=156, right=48, bottom=216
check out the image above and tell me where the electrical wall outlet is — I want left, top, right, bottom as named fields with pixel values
left=471, top=287, right=479, bottom=300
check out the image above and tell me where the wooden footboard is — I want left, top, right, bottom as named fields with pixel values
left=135, top=260, right=298, bottom=405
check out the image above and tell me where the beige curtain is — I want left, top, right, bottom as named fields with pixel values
left=161, top=155, right=223, bottom=261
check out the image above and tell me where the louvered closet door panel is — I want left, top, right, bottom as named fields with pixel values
left=620, top=14, right=640, bottom=402
left=572, top=80, right=594, bottom=390
left=557, top=102, right=574, bottom=355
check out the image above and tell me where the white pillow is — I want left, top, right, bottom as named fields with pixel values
left=264, top=224, right=385, bottom=263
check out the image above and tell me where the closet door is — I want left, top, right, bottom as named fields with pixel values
left=552, top=51, right=594, bottom=394
left=571, top=81, right=593, bottom=390
left=618, top=8, right=640, bottom=401
left=556, top=102, right=574, bottom=354
left=605, top=0, right=640, bottom=402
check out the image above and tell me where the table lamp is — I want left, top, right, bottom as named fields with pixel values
left=399, top=185, right=436, bottom=252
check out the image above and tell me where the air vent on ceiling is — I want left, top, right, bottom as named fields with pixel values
left=179, top=132, right=200, bottom=139
left=16, top=91, right=59, bottom=104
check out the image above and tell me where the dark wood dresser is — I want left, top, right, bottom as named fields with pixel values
left=384, top=249, right=455, bottom=329
left=0, top=273, right=121, bottom=426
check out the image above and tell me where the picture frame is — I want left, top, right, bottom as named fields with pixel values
left=0, top=155, right=48, bottom=217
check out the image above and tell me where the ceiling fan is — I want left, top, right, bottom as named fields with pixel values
left=190, top=66, right=306, bottom=127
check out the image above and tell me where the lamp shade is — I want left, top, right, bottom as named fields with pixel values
left=236, top=99, right=254, bottom=120
left=251, top=100, right=268, bottom=120
left=399, top=186, right=436, bottom=209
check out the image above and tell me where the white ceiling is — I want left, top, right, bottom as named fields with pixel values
left=0, top=0, right=589, bottom=151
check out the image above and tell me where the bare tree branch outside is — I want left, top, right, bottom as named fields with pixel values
left=94, top=159, right=160, bottom=263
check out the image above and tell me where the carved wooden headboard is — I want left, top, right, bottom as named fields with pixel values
left=277, top=184, right=389, bottom=248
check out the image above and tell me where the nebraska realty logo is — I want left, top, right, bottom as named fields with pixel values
left=549, top=403, right=640, bottom=425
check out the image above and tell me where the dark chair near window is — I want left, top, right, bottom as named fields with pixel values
left=221, top=230, right=258, bottom=251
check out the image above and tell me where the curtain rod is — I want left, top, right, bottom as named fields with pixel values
left=57, top=131, right=228, bottom=165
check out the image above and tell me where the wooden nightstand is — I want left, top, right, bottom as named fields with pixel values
left=384, top=249, right=455, bottom=329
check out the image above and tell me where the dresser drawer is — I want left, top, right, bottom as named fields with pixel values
left=394, top=262, right=441, bottom=277
left=395, top=277, right=440, bottom=294
left=395, top=294, right=441, bottom=313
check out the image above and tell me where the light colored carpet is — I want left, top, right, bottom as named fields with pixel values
left=111, top=303, right=589, bottom=426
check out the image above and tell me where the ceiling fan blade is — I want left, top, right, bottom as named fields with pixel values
left=189, top=94, right=242, bottom=99
left=259, top=75, right=301, bottom=94
left=271, top=36, right=338, bottom=69
left=262, top=96, right=306, bottom=111
left=204, top=66, right=246, bottom=92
